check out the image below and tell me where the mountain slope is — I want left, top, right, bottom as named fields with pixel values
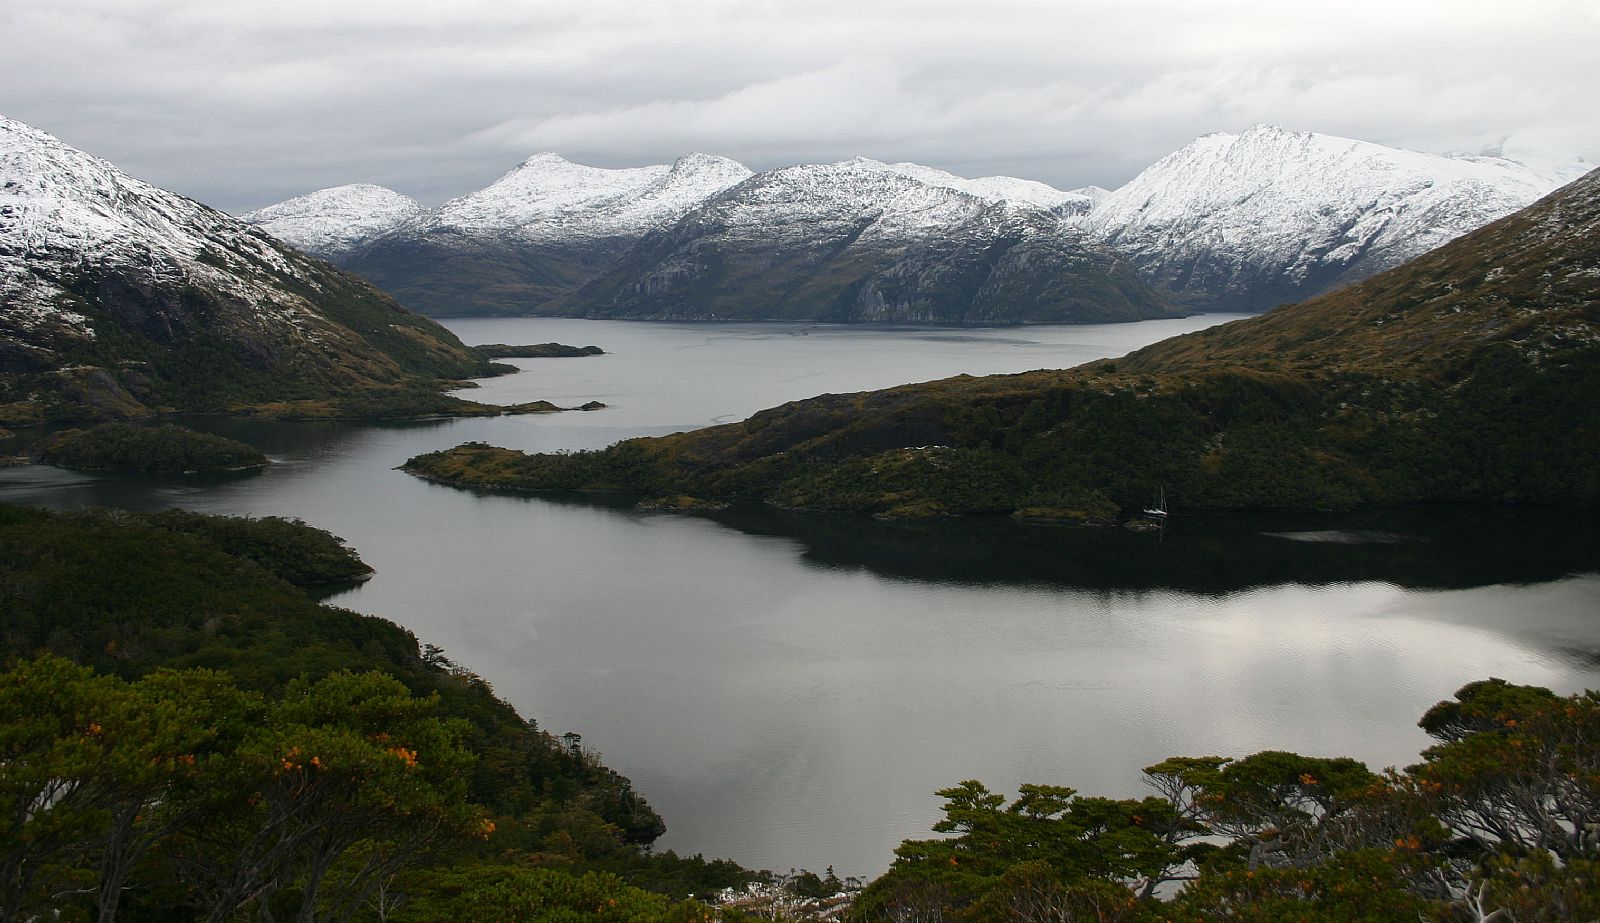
left=405, top=167, right=1600, bottom=516
left=0, top=116, right=499, bottom=423
left=332, top=152, right=753, bottom=316
left=1084, top=124, right=1581, bottom=311
left=569, top=157, right=1177, bottom=323
left=239, top=183, right=423, bottom=258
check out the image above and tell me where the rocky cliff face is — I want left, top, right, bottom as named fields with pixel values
left=0, top=116, right=494, bottom=422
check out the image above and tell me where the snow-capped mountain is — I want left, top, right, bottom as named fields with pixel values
left=240, top=183, right=423, bottom=258
left=1083, top=123, right=1581, bottom=310
left=238, top=125, right=1581, bottom=321
left=574, top=157, right=1175, bottom=323
left=424, top=151, right=752, bottom=240
left=315, top=152, right=753, bottom=316
left=0, top=116, right=491, bottom=421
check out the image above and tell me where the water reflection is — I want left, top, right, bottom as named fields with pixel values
left=509, top=493, right=1600, bottom=595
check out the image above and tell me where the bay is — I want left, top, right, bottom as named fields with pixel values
left=3, top=315, right=1598, bottom=879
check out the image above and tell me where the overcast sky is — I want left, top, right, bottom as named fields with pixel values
left=3, top=0, right=1595, bottom=214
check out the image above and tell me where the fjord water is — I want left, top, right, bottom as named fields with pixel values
left=5, top=316, right=1600, bottom=879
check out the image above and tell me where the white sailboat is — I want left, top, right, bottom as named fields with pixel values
left=1143, top=487, right=1168, bottom=519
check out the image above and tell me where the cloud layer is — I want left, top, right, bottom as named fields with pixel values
left=4, top=0, right=1595, bottom=212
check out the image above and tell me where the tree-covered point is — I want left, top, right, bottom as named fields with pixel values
left=851, top=678, right=1600, bottom=922
left=34, top=422, right=269, bottom=473
left=238, top=383, right=562, bottom=420
left=0, top=504, right=767, bottom=921
left=473, top=343, right=606, bottom=358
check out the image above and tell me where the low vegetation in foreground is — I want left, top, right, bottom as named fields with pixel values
left=402, top=169, right=1600, bottom=519
left=32, top=422, right=269, bottom=473
left=850, top=678, right=1600, bottom=923
left=0, top=506, right=758, bottom=922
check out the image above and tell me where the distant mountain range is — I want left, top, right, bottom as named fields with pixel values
left=0, top=116, right=499, bottom=423
left=403, top=165, right=1600, bottom=514
left=246, top=125, right=1581, bottom=320
left=248, top=152, right=1162, bottom=323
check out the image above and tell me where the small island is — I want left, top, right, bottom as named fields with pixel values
left=34, top=422, right=270, bottom=473
left=474, top=342, right=606, bottom=359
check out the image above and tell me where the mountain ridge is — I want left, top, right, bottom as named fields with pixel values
left=0, top=115, right=502, bottom=423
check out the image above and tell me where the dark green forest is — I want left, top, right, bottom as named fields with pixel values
left=0, top=507, right=756, bottom=922
left=33, top=424, right=269, bottom=473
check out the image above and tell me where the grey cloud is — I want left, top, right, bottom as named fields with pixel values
left=3, top=0, right=1595, bottom=213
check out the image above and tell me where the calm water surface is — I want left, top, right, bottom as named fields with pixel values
left=4, top=316, right=1599, bottom=878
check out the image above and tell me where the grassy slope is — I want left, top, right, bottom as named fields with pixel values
left=403, top=169, right=1600, bottom=517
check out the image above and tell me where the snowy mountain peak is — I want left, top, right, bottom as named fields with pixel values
left=381, top=151, right=749, bottom=245
left=241, top=183, right=423, bottom=257
left=427, top=155, right=667, bottom=235
left=668, top=152, right=749, bottom=175
left=515, top=151, right=572, bottom=168
left=1084, top=124, right=1578, bottom=310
